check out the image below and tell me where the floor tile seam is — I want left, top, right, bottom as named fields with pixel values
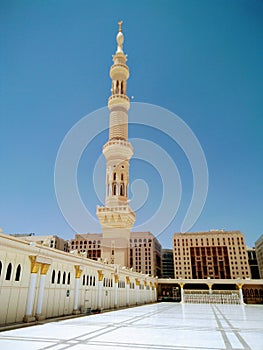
left=73, top=339, right=229, bottom=350
left=214, top=306, right=253, bottom=350
left=122, top=306, right=173, bottom=325
left=211, top=305, right=235, bottom=350
left=36, top=324, right=116, bottom=350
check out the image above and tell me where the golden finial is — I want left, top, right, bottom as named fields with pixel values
left=118, top=20, right=123, bottom=32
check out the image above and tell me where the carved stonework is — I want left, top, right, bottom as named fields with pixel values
left=74, top=265, right=83, bottom=279
left=97, top=270, right=104, bottom=281
left=40, top=263, right=50, bottom=275
left=29, top=256, right=40, bottom=274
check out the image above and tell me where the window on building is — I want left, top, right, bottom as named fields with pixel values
left=57, top=271, right=61, bottom=284
left=5, top=263, right=12, bottom=281
left=51, top=270, right=56, bottom=284
left=62, top=271, right=66, bottom=284
left=0, top=261, right=2, bottom=277
left=67, top=272, right=71, bottom=285
left=15, top=264, right=21, bottom=281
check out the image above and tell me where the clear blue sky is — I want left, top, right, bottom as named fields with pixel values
left=1, top=0, right=263, bottom=248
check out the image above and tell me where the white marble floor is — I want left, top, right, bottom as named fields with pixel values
left=0, top=303, right=262, bottom=350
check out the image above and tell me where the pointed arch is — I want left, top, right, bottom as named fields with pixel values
left=15, top=264, right=21, bottom=281
left=51, top=270, right=56, bottom=284
left=57, top=271, right=61, bottom=284
left=5, top=263, right=12, bottom=280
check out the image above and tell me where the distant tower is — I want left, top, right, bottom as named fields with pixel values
left=97, top=21, right=135, bottom=266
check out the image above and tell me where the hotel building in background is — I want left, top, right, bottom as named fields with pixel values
left=161, top=249, right=175, bottom=278
left=173, top=230, right=251, bottom=279
left=255, top=234, right=263, bottom=279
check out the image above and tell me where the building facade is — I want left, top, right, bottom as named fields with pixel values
left=70, top=233, right=102, bottom=260
left=129, top=232, right=162, bottom=277
left=173, top=230, right=251, bottom=280
left=69, top=231, right=162, bottom=277
left=13, top=234, right=69, bottom=252
left=0, top=233, right=157, bottom=326
left=161, top=249, right=175, bottom=278
left=255, top=235, right=263, bottom=279
left=246, top=247, right=260, bottom=279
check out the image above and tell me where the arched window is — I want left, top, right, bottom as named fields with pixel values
left=90, top=275, right=92, bottom=286
left=121, top=173, right=124, bottom=181
left=86, top=275, right=89, bottom=285
left=5, top=263, right=12, bottom=280
left=113, top=172, right=116, bottom=181
left=62, top=271, right=66, bottom=285
left=113, top=183, right=117, bottom=195
left=57, top=271, right=61, bottom=284
left=67, top=272, right=71, bottom=285
left=15, top=264, right=21, bottom=281
left=51, top=270, right=56, bottom=284
left=82, top=274, right=85, bottom=286
left=93, top=276, right=96, bottom=286
left=120, top=184, right=124, bottom=196
left=0, top=261, right=2, bottom=277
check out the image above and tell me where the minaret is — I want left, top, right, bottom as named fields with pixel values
left=96, top=21, right=135, bottom=266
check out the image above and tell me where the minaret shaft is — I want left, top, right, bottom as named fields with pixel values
left=96, top=22, right=135, bottom=266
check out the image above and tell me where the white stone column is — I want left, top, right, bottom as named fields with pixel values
left=154, top=282, right=157, bottom=301
left=126, top=276, right=130, bottom=306
left=208, top=284, right=213, bottom=295
left=238, top=284, right=244, bottom=304
left=114, top=274, right=118, bottom=308
left=135, top=278, right=140, bottom=305
left=144, top=281, right=147, bottom=304
left=73, top=265, right=83, bottom=314
left=36, top=264, right=50, bottom=320
left=149, top=282, right=153, bottom=302
left=180, top=283, right=184, bottom=303
left=97, top=270, right=104, bottom=311
left=24, top=256, right=40, bottom=322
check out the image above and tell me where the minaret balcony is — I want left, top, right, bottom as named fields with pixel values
left=103, top=139, right=133, bottom=160
left=96, top=205, right=136, bottom=229
left=110, top=63, right=129, bottom=80
left=108, top=94, right=130, bottom=110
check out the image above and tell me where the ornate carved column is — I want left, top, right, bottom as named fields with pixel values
left=36, top=263, right=50, bottom=320
left=23, top=256, right=40, bottom=322
left=97, top=270, right=104, bottom=311
left=73, top=265, right=83, bottom=314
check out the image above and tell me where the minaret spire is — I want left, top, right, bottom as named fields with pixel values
left=96, top=22, right=135, bottom=266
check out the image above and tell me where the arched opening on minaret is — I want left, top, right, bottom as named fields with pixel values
left=113, top=172, right=117, bottom=181
left=120, top=184, right=124, bottom=196
left=112, top=183, right=117, bottom=196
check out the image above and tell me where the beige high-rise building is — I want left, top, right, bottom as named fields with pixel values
left=255, top=234, right=263, bottom=279
left=11, top=233, right=69, bottom=252
left=173, top=230, right=251, bottom=279
left=96, top=21, right=135, bottom=267
left=129, top=232, right=162, bottom=277
left=70, top=233, right=102, bottom=259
